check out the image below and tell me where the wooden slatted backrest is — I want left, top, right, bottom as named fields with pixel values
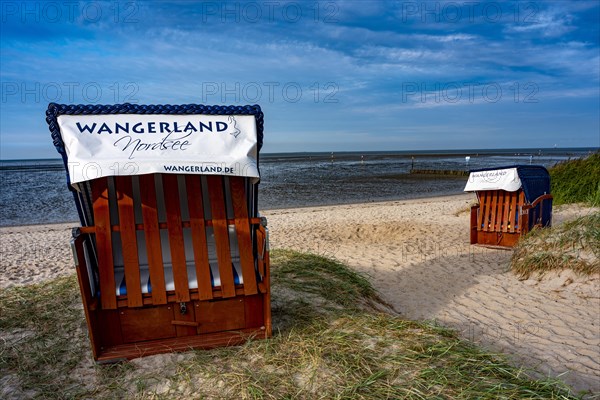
left=114, top=176, right=144, bottom=308
left=138, top=174, right=167, bottom=305
left=477, top=190, right=526, bottom=233
left=185, top=175, right=213, bottom=301
left=230, top=177, right=258, bottom=295
left=206, top=175, right=237, bottom=298
left=91, top=178, right=117, bottom=310
left=162, top=174, right=190, bottom=302
left=515, top=191, right=525, bottom=232
left=90, top=174, right=259, bottom=309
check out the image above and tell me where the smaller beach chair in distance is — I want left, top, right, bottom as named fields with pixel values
left=46, top=103, right=271, bottom=362
left=464, top=165, right=553, bottom=247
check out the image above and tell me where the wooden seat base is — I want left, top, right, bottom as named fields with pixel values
left=72, top=224, right=272, bottom=362
left=87, top=294, right=269, bottom=362
left=470, top=229, right=521, bottom=247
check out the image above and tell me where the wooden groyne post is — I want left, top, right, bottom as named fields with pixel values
left=409, top=169, right=469, bottom=176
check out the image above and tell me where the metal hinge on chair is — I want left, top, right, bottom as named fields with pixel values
left=260, top=216, right=270, bottom=253
left=70, top=228, right=81, bottom=267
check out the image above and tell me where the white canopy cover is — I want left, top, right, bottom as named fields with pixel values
left=57, top=113, right=259, bottom=185
left=464, top=167, right=522, bottom=192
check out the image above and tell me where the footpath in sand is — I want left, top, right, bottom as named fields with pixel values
left=1, top=194, right=598, bottom=394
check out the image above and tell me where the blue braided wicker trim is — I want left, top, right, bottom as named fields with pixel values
left=45, top=102, right=264, bottom=156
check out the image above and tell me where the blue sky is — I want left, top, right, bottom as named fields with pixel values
left=1, top=0, right=599, bottom=159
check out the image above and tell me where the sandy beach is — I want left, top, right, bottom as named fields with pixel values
left=1, top=194, right=598, bottom=394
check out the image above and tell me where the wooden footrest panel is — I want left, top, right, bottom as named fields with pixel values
left=474, top=230, right=520, bottom=248
left=96, top=327, right=268, bottom=362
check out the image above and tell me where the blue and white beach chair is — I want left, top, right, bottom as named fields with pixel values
left=464, top=165, right=553, bottom=247
left=47, top=103, right=271, bottom=362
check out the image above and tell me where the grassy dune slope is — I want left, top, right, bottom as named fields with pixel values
left=550, top=153, right=600, bottom=206
left=512, top=212, right=599, bottom=278
left=512, top=154, right=600, bottom=278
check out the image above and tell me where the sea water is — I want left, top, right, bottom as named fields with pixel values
left=0, top=148, right=595, bottom=227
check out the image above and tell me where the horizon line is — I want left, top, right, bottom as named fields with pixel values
left=1, top=146, right=598, bottom=162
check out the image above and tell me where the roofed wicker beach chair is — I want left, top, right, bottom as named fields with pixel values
left=46, top=103, right=271, bottom=362
left=464, top=165, right=553, bottom=248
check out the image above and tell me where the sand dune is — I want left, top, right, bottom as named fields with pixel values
left=263, top=195, right=599, bottom=394
left=1, top=194, right=598, bottom=394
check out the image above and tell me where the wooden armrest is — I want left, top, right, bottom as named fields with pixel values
left=80, top=217, right=263, bottom=234
left=523, top=194, right=553, bottom=210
